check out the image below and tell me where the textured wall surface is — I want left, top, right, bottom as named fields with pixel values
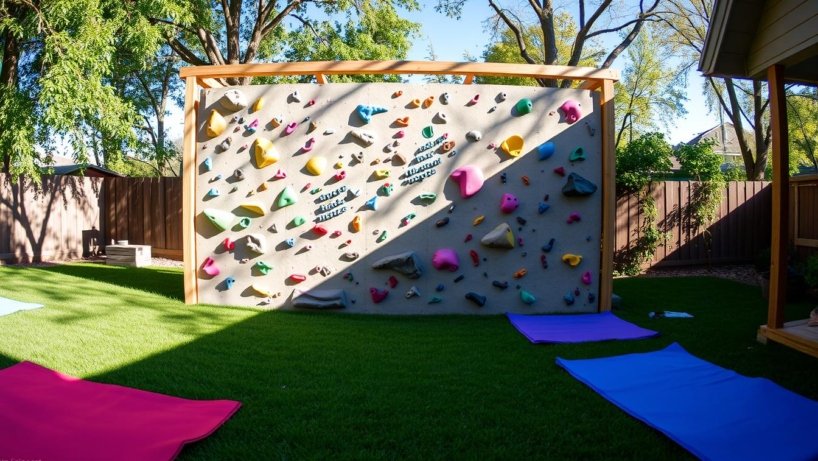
left=195, top=83, right=601, bottom=314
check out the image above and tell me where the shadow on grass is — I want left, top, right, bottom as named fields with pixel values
left=36, top=263, right=184, bottom=301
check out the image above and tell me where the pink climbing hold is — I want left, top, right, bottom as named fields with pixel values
left=469, top=94, right=480, bottom=105
left=335, top=171, right=346, bottom=181
left=581, top=271, right=592, bottom=285
left=388, top=276, right=398, bottom=288
left=274, top=169, right=287, bottom=179
left=285, top=122, right=298, bottom=135
left=432, top=248, right=460, bottom=272
left=559, top=99, right=582, bottom=124
left=567, top=212, right=582, bottom=224
left=395, top=130, right=405, bottom=138
left=201, top=257, right=220, bottom=277
left=370, top=287, right=389, bottom=304
left=303, top=137, right=316, bottom=152
left=290, top=274, right=307, bottom=283
left=464, top=233, right=473, bottom=242
left=500, top=193, right=519, bottom=214
left=331, top=230, right=343, bottom=237
left=554, top=166, right=566, bottom=176
left=307, top=99, right=315, bottom=107
left=223, top=238, right=235, bottom=251
left=449, top=165, right=485, bottom=199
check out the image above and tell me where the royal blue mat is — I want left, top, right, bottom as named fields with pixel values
left=557, top=343, right=818, bottom=461
left=507, top=312, right=658, bottom=343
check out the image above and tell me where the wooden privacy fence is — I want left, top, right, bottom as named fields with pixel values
left=792, top=174, right=818, bottom=260
left=1, top=175, right=773, bottom=267
left=615, top=181, right=772, bottom=268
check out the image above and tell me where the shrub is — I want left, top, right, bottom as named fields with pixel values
left=615, top=133, right=673, bottom=191
left=805, top=254, right=818, bottom=288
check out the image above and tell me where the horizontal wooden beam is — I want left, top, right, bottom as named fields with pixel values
left=197, top=77, right=224, bottom=89
left=180, top=60, right=619, bottom=83
left=759, top=326, right=818, bottom=359
left=790, top=173, right=818, bottom=184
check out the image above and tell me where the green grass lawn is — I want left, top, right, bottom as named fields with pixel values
left=0, top=263, right=816, bottom=460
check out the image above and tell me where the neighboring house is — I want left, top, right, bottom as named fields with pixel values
left=682, top=122, right=752, bottom=166
left=47, top=164, right=123, bottom=178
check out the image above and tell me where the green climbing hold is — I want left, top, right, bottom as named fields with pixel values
left=276, top=185, right=298, bottom=208
left=428, top=296, right=443, bottom=304
left=418, top=192, right=437, bottom=202
left=238, top=217, right=251, bottom=229
left=310, top=187, right=322, bottom=195
left=202, top=208, right=234, bottom=231
left=421, top=126, right=434, bottom=139
left=520, top=290, right=536, bottom=305
left=291, top=216, right=306, bottom=227
left=569, top=147, right=586, bottom=162
left=515, top=98, right=533, bottom=115
left=254, top=261, right=273, bottom=275
left=377, top=230, right=388, bottom=242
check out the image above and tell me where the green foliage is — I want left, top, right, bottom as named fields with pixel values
left=805, top=255, right=818, bottom=288
left=677, top=140, right=725, bottom=230
left=614, top=191, right=669, bottom=276
left=787, top=86, right=818, bottom=172
left=615, top=133, right=673, bottom=191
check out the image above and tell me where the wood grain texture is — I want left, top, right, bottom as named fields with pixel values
left=182, top=77, right=199, bottom=304
left=767, top=64, right=789, bottom=329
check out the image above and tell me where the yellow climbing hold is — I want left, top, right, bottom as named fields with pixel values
left=561, top=254, right=582, bottom=267
left=258, top=183, right=268, bottom=192
left=334, top=161, right=344, bottom=169
left=240, top=201, right=266, bottom=215
left=251, top=283, right=274, bottom=297
left=501, top=135, right=525, bottom=157
left=351, top=215, right=361, bottom=233
left=410, top=98, right=421, bottom=108
left=253, top=97, right=264, bottom=112
left=254, top=138, right=278, bottom=168
left=374, top=169, right=390, bottom=179
left=472, top=215, right=485, bottom=226
left=206, top=110, right=227, bottom=138
left=306, top=157, right=327, bottom=175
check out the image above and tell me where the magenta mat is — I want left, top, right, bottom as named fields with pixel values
left=0, top=361, right=241, bottom=461
left=507, top=312, right=659, bottom=343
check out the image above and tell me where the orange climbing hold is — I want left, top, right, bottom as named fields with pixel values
left=441, top=141, right=456, bottom=153
left=394, top=117, right=410, bottom=127
left=393, top=90, right=403, bottom=98
left=422, top=96, right=435, bottom=108
left=351, top=215, right=362, bottom=233
left=513, top=268, right=528, bottom=279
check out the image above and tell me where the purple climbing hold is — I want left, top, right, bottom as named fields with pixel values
left=500, top=193, right=519, bottom=214
left=432, top=248, right=459, bottom=272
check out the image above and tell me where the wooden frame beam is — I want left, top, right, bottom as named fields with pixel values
left=182, top=77, right=199, bottom=304
left=766, top=64, right=789, bottom=329
left=598, top=80, right=616, bottom=312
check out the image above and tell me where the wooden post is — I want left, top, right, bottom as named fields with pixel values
left=598, top=80, right=616, bottom=312
left=182, top=77, right=199, bottom=304
left=767, top=64, right=789, bottom=329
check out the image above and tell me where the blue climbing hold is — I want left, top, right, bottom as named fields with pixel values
left=206, top=188, right=220, bottom=197
left=435, top=283, right=445, bottom=292
left=538, top=202, right=550, bottom=214
left=225, top=277, right=235, bottom=289
left=542, top=238, right=555, bottom=253
left=365, top=195, right=378, bottom=210
left=356, top=105, right=388, bottom=124
left=563, top=292, right=575, bottom=305
left=203, top=157, right=213, bottom=171
left=285, top=237, right=296, bottom=248
left=537, top=141, right=555, bottom=160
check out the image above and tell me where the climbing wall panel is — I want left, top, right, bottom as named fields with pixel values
left=194, top=83, right=601, bottom=314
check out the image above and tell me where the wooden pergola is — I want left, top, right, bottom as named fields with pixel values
left=178, top=61, right=619, bottom=309
left=700, top=0, right=818, bottom=358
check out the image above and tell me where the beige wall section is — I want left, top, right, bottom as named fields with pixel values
left=195, top=83, right=602, bottom=314
left=748, top=0, right=818, bottom=76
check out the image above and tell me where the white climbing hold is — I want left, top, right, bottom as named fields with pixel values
left=217, top=89, right=248, bottom=112
left=466, top=130, right=482, bottom=142
left=290, top=90, right=302, bottom=102
left=350, top=129, right=376, bottom=146
left=246, top=234, right=268, bottom=254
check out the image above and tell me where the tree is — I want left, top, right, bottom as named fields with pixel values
left=614, top=24, right=687, bottom=148
left=787, top=86, right=818, bottom=172
left=436, top=0, right=661, bottom=88
left=615, top=132, right=673, bottom=191
left=661, top=0, right=770, bottom=179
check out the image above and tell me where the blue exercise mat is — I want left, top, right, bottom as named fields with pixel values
left=557, top=343, right=818, bottom=461
left=0, top=296, right=43, bottom=317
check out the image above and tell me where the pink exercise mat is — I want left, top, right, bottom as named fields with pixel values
left=0, top=361, right=240, bottom=461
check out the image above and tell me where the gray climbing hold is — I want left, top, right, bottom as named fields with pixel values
left=234, top=168, right=244, bottom=180
left=217, top=136, right=232, bottom=153
left=342, top=252, right=360, bottom=261
left=405, top=286, right=420, bottom=299
left=480, top=222, right=515, bottom=249
left=350, top=129, right=376, bottom=146
left=466, top=130, right=482, bottom=142
left=562, top=173, right=598, bottom=197
left=465, top=292, right=486, bottom=307
left=440, top=92, right=450, bottom=104
left=293, top=289, right=349, bottom=309
left=371, top=251, right=424, bottom=279
left=246, top=234, right=267, bottom=254
left=217, top=89, right=248, bottom=112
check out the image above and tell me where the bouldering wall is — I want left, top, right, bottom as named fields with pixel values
left=194, top=83, right=602, bottom=314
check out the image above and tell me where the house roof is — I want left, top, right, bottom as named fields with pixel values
left=699, top=0, right=818, bottom=84
left=684, top=122, right=752, bottom=156
left=47, top=164, right=124, bottom=177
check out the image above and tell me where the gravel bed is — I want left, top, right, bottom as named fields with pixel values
left=638, top=264, right=759, bottom=286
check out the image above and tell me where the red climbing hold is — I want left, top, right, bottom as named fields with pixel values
left=223, top=238, right=235, bottom=251
left=290, top=274, right=307, bottom=283
left=313, top=224, right=328, bottom=236
left=470, top=250, right=480, bottom=267
left=331, top=230, right=342, bottom=237
left=335, top=171, right=346, bottom=181
left=554, top=166, right=566, bottom=176
left=388, top=276, right=398, bottom=288
left=306, top=99, right=316, bottom=106
left=370, top=287, right=389, bottom=304
left=464, top=233, right=473, bottom=242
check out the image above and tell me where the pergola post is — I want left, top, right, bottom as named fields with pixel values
left=766, top=64, right=789, bottom=329
left=182, top=76, right=200, bottom=305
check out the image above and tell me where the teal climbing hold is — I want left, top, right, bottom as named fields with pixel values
left=225, top=277, right=235, bottom=289
left=428, top=296, right=443, bottom=304
left=569, top=147, right=586, bottom=162
left=515, top=98, right=533, bottom=115
left=238, top=217, right=251, bottom=229
left=355, top=104, right=388, bottom=124
left=291, top=216, right=306, bottom=227
left=206, top=188, right=219, bottom=197
left=202, top=208, right=234, bottom=231
left=254, top=261, right=273, bottom=275
left=562, top=173, right=598, bottom=196
left=377, top=230, right=388, bottom=242
left=520, top=290, right=536, bottom=305
left=276, top=185, right=298, bottom=208
left=380, top=183, right=394, bottom=196
left=421, top=126, right=434, bottom=139
left=365, top=196, right=378, bottom=210
left=203, top=157, right=213, bottom=171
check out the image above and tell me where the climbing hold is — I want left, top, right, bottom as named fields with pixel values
left=254, top=138, right=278, bottom=168
left=435, top=112, right=448, bottom=123
left=566, top=212, right=581, bottom=224
left=224, top=277, right=235, bottom=290
left=390, top=153, right=406, bottom=165
left=276, top=186, right=298, bottom=208
left=564, top=292, right=575, bottom=305
left=405, top=286, right=420, bottom=299
left=380, top=183, right=394, bottom=196
left=520, top=290, right=536, bottom=305
left=449, top=165, right=485, bottom=199
left=201, top=257, right=220, bottom=276
left=421, top=126, right=434, bottom=139
left=251, top=283, right=274, bottom=298
left=202, top=208, right=234, bottom=231
left=342, top=252, right=359, bottom=261
left=410, top=98, right=421, bottom=108
left=350, top=129, right=376, bottom=146
left=309, top=120, right=319, bottom=132
left=537, top=141, right=555, bottom=160
left=290, top=90, right=301, bottom=102
left=351, top=215, right=361, bottom=232
left=306, top=99, right=315, bottom=107
left=469, top=94, right=480, bottom=105
left=237, top=217, right=251, bottom=229
left=581, top=271, right=592, bottom=285
left=441, top=140, right=456, bottom=153
left=206, top=110, right=227, bottom=138
left=500, top=173, right=507, bottom=184
left=466, top=130, right=482, bottom=142
left=500, top=135, right=524, bottom=157
left=377, top=230, right=388, bottom=242
left=559, top=99, right=582, bottom=124
left=305, top=156, right=327, bottom=175
left=428, top=296, right=443, bottom=304
left=372, top=251, right=423, bottom=279
left=513, top=268, right=527, bottom=279
left=569, top=147, right=586, bottom=162
left=562, top=173, right=598, bottom=196
left=472, top=215, right=485, bottom=226
left=387, top=275, right=399, bottom=288
left=284, top=122, right=298, bottom=135
left=418, top=192, right=437, bottom=202
left=246, top=234, right=268, bottom=254
left=393, top=90, right=403, bottom=98
left=334, top=170, right=346, bottom=181
left=538, top=203, right=551, bottom=214
left=234, top=168, right=244, bottom=181
left=394, top=117, right=410, bottom=127
left=217, top=136, right=232, bottom=153
left=331, top=230, right=342, bottom=237
left=432, top=248, right=460, bottom=272
left=374, top=169, right=390, bottom=179
left=291, top=216, right=306, bottom=227
left=422, top=96, right=435, bottom=108
left=223, top=238, right=235, bottom=251
left=370, top=287, right=389, bottom=304
left=436, top=217, right=449, bottom=228
left=395, top=130, right=405, bottom=138
left=254, top=261, right=273, bottom=275
left=514, top=98, right=533, bottom=115
left=240, top=201, right=266, bottom=215
left=497, top=92, right=508, bottom=102
left=492, top=281, right=509, bottom=290
left=356, top=104, right=388, bottom=124
left=521, top=176, right=530, bottom=186
left=402, top=213, right=416, bottom=225
left=285, top=238, right=296, bottom=248
left=454, top=275, right=465, bottom=283
left=270, top=116, right=283, bottom=128
left=465, top=292, right=486, bottom=307
left=470, top=250, right=480, bottom=267
left=554, top=166, right=566, bottom=176
left=542, top=238, right=555, bottom=253
left=365, top=196, right=378, bottom=210
left=562, top=254, right=582, bottom=267
left=540, top=254, right=548, bottom=268
left=258, top=183, right=268, bottom=192
left=516, top=217, right=527, bottom=226
left=252, top=97, right=264, bottom=113
left=293, top=289, right=349, bottom=310
left=481, top=222, right=515, bottom=249
left=440, top=92, right=450, bottom=104
left=217, top=89, right=248, bottom=112
left=500, top=193, right=519, bottom=214
left=290, top=274, right=307, bottom=283
left=273, top=169, right=287, bottom=179
left=203, top=157, right=213, bottom=172
left=244, top=119, right=259, bottom=133
left=303, top=137, right=316, bottom=152
left=313, top=224, right=328, bottom=236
